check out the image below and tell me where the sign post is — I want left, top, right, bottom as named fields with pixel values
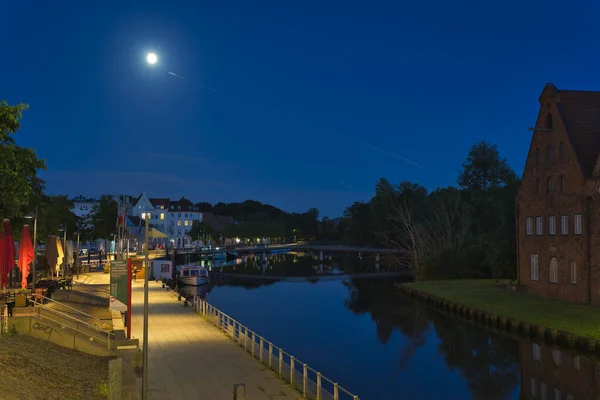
left=110, top=261, right=128, bottom=312
left=126, top=258, right=132, bottom=339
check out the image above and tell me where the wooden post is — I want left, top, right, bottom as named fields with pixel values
left=290, top=357, right=295, bottom=385
left=278, top=349, right=283, bottom=376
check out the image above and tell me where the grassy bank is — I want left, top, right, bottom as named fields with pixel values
left=401, top=279, right=600, bottom=340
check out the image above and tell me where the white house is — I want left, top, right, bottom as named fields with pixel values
left=131, top=193, right=169, bottom=246
left=168, top=198, right=203, bottom=248
left=71, top=196, right=99, bottom=219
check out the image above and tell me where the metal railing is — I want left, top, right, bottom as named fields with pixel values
left=191, top=296, right=360, bottom=400
left=37, top=295, right=107, bottom=329
left=31, top=299, right=115, bottom=349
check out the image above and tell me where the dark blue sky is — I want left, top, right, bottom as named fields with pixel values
left=2, top=1, right=598, bottom=217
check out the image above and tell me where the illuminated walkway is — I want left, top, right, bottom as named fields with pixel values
left=129, top=279, right=302, bottom=400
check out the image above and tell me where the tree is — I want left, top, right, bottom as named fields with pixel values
left=0, top=101, right=47, bottom=219
left=188, top=221, right=215, bottom=242
left=457, top=142, right=517, bottom=193
left=90, top=197, right=118, bottom=239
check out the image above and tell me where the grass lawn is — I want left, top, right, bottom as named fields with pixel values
left=402, top=279, right=600, bottom=340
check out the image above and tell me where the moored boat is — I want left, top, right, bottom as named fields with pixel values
left=178, top=265, right=209, bottom=286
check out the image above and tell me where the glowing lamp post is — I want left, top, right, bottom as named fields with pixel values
left=141, top=212, right=150, bottom=400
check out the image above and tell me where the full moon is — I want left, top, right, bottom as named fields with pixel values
left=146, top=52, right=158, bottom=65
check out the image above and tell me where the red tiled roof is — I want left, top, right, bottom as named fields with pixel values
left=556, top=87, right=600, bottom=177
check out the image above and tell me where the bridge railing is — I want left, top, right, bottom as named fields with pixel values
left=193, top=297, right=360, bottom=400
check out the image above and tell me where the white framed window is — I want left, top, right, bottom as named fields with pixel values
left=531, top=254, right=539, bottom=281
left=574, top=356, right=580, bottom=370
left=548, top=216, right=556, bottom=235
left=531, top=378, right=538, bottom=397
left=574, top=214, right=582, bottom=234
left=550, top=258, right=558, bottom=283
left=571, top=261, right=577, bottom=284
left=541, top=382, right=548, bottom=400
left=554, top=389, right=561, bottom=400
left=552, top=349, right=562, bottom=365
left=561, top=215, right=569, bottom=235
left=536, top=217, right=543, bottom=235
left=533, top=343, right=541, bottom=361
left=526, top=217, right=533, bottom=235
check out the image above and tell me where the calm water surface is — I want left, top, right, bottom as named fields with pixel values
left=183, top=252, right=596, bottom=400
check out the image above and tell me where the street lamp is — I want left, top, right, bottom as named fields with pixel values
left=140, top=212, right=151, bottom=400
left=24, top=206, right=38, bottom=291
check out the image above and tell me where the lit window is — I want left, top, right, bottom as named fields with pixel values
left=549, top=258, right=558, bottom=283
left=574, top=214, right=582, bottom=235
left=571, top=262, right=577, bottom=284
left=531, top=254, right=539, bottom=281
left=548, top=216, right=556, bottom=235
left=177, top=221, right=182, bottom=227
left=526, top=217, right=533, bottom=235
left=184, top=220, right=189, bottom=226
left=561, top=216, right=568, bottom=235
left=536, top=217, right=543, bottom=235
left=160, top=213, right=164, bottom=220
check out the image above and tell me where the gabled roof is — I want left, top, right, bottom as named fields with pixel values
left=132, top=193, right=143, bottom=207
left=549, top=84, right=600, bottom=177
left=149, top=198, right=170, bottom=209
left=169, top=197, right=199, bottom=212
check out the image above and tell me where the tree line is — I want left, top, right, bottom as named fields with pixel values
left=332, top=142, right=519, bottom=279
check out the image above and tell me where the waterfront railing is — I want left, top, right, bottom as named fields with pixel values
left=191, top=295, right=360, bottom=400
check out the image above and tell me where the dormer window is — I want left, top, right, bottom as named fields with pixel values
left=548, top=177, right=554, bottom=194
left=546, top=113, right=553, bottom=129
left=547, top=146, right=554, bottom=163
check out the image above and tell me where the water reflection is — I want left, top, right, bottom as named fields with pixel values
left=187, top=275, right=597, bottom=399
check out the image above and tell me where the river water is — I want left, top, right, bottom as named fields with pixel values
left=183, top=251, right=596, bottom=400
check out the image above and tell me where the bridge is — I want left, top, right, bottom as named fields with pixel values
left=177, top=243, right=407, bottom=257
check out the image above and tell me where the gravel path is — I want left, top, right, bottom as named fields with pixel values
left=0, top=334, right=112, bottom=400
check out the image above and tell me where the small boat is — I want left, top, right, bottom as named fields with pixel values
left=178, top=265, right=209, bottom=286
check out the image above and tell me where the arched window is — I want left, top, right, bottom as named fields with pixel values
left=547, top=113, right=553, bottom=129
left=560, top=176, right=565, bottom=193
left=550, top=258, right=558, bottom=283
left=548, top=146, right=554, bottom=162
left=548, top=177, right=554, bottom=194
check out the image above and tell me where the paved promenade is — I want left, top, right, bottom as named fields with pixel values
left=77, top=273, right=300, bottom=399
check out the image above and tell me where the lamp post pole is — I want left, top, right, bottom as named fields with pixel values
left=76, top=231, right=80, bottom=279
left=31, top=206, right=38, bottom=291
left=142, top=213, right=150, bottom=400
left=61, top=225, right=67, bottom=277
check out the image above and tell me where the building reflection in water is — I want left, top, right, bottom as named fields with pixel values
left=520, top=339, right=594, bottom=400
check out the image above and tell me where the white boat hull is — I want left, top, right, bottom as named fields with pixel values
left=178, top=276, right=209, bottom=286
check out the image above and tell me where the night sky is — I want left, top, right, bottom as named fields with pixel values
left=2, top=1, right=598, bottom=217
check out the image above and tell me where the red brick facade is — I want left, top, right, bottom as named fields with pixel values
left=517, top=83, right=600, bottom=304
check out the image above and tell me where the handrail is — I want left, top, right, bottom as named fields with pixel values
left=31, top=299, right=114, bottom=338
left=36, top=295, right=105, bottom=326
left=192, top=296, right=360, bottom=400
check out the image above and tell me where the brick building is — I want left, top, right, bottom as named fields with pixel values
left=517, top=83, right=600, bottom=304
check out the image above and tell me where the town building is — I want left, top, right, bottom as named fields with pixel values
left=71, top=195, right=98, bottom=219
left=517, top=83, right=600, bottom=304
left=131, top=193, right=169, bottom=246
left=168, top=198, right=203, bottom=248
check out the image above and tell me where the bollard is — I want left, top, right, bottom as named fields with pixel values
left=233, top=383, right=245, bottom=400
